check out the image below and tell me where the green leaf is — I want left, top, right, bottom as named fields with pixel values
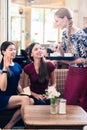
left=51, top=97, right=58, bottom=105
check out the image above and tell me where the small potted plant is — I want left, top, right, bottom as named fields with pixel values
left=45, top=86, right=60, bottom=114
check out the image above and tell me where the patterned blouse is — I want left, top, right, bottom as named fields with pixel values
left=62, top=29, right=87, bottom=67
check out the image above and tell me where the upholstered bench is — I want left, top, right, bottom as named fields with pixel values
left=55, top=69, right=68, bottom=96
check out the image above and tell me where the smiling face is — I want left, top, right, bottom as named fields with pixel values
left=54, top=8, right=73, bottom=30
left=3, top=44, right=16, bottom=59
left=31, top=44, right=43, bottom=60
left=54, top=15, right=68, bottom=29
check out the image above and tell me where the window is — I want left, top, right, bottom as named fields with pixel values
left=31, top=8, right=59, bottom=46
left=8, top=1, right=62, bottom=52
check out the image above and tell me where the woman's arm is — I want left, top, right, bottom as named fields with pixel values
left=31, top=91, right=45, bottom=100
left=0, top=72, right=8, bottom=91
left=18, top=71, right=31, bottom=95
left=17, top=71, right=24, bottom=93
left=58, top=58, right=86, bottom=65
left=50, top=69, right=56, bottom=87
left=58, top=43, right=65, bottom=56
left=21, top=71, right=29, bottom=88
left=17, top=84, right=23, bottom=94
left=54, top=42, right=65, bottom=56
left=0, top=54, right=11, bottom=91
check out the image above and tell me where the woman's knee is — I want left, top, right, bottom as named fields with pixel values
left=29, top=98, right=34, bottom=105
left=21, top=96, right=34, bottom=105
left=21, top=96, right=30, bottom=104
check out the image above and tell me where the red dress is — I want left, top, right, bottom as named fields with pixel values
left=63, top=66, right=87, bottom=112
left=24, top=61, right=55, bottom=94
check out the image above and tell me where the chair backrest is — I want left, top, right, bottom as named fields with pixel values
left=55, top=69, right=68, bottom=96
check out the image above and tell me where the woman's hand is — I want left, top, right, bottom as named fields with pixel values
left=53, top=44, right=59, bottom=52
left=53, top=44, right=61, bottom=52
left=74, top=58, right=86, bottom=64
left=33, top=93, right=47, bottom=100
left=53, top=43, right=64, bottom=56
left=3, top=53, right=11, bottom=70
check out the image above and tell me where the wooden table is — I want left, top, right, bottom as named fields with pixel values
left=22, top=105, right=87, bottom=129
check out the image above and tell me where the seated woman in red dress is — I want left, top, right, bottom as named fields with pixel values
left=23, top=42, right=56, bottom=105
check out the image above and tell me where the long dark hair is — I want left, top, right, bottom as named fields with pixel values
left=28, top=42, right=49, bottom=83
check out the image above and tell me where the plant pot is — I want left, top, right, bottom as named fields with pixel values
left=50, top=98, right=58, bottom=114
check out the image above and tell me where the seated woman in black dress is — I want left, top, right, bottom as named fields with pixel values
left=23, top=42, right=56, bottom=105
left=0, top=41, right=34, bottom=129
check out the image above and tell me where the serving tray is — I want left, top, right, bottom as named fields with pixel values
left=45, top=56, right=75, bottom=61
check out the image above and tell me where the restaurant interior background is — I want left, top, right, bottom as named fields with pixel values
left=0, top=0, right=87, bottom=59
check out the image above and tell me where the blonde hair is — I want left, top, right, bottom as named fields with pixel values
left=55, top=8, right=73, bottom=52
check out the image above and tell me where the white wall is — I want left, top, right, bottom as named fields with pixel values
left=78, top=0, right=87, bottom=28
left=66, top=0, right=79, bottom=27
left=66, top=0, right=87, bottom=28
left=0, top=0, right=8, bottom=44
left=66, top=0, right=79, bottom=10
left=0, top=0, right=9, bottom=61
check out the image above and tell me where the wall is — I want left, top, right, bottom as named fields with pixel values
left=0, top=0, right=8, bottom=44
left=78, top=0, right=87, bottom=28
left=66, top=0, right=87, bottom=29
left=0, top=0, right=7, bottom=61
left=66, top=0, right=79, bottom=27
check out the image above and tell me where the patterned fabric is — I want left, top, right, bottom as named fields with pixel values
left=62, top=29, right=87, bottom=67
left=55, top=69, right=68, bottom=96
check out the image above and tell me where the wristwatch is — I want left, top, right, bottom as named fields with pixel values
left=0, top=70, right=8, bottom=74
left=2, top=70, right=8, bottom=73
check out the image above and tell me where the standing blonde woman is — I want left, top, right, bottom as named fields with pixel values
left=0, top=41, right=34, bottom=129
left=54, top=8, right=87, bottom=112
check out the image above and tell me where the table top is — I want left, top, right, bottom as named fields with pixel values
left=22, top=105, right=87, bottom=128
